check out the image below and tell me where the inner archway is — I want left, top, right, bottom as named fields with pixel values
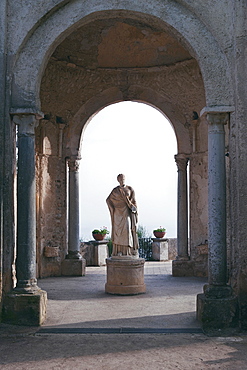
left=79, top=101, right=177, bottom=242
left=37, top=8, right=209, bottom=279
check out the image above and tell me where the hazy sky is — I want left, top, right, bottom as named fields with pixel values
left=79, top=101, right=178, bottom=241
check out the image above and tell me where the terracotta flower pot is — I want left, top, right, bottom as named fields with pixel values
left=92, top=233, right=105, bottom=241
left=153, top=231, right=166, bottom=238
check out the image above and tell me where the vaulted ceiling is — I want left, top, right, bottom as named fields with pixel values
left=52, top=18, right=192, bottom=69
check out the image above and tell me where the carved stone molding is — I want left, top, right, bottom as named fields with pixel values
left=174, top=154, right=189, bottom=172
left=12, top=114, right=39, bottom=136
left=206, top=112, right=229, bottom=126
left=68, top=158, right=80, bottom=172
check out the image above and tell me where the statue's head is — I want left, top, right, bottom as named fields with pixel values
left=117, top=174, right=125, bottom=186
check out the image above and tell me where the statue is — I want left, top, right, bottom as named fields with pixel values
left=106, top=174, right=139, bottom=257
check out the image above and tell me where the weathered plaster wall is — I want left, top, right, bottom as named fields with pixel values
left=190, top=150, right=208, bottom=277
left=0, top=0, right=7, bottom=317
left=36, top=121, right=67, bottom=278
left=7, top=0, right=66, bottom=55
left=0, top=0, right=15, bottom=311
left=180, top=0, right=234, bottom=52
left=229, top=0, right=247, bottom=329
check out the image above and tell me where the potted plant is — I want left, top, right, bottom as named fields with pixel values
left=153, top=227, right=166, bottom=238
left=92, top=227, right=110, bottom=241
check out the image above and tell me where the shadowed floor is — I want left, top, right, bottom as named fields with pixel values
left=1, top=261, right=247, bottom=369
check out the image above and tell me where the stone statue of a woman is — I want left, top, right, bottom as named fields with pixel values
left=106, top=174, right=139, bottom=257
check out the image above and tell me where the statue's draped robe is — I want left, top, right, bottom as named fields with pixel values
left=106, top=185, right=139, bottom=256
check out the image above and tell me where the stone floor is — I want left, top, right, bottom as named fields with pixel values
left=1, top=261, right=247, bottom=369
left=38, top=260, right=205, bottom=330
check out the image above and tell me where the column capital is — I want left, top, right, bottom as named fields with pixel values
left=174, top=154, right=189, bottom=172
left=12, top=114, right=41, bottom=136
left=68, top=157, right=81, bottom=172
left=206, top=112, right=229, bottom=126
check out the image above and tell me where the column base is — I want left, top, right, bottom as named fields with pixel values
left=3, top=289, right=47, bottom=326
left=172, top=259, right=194, bottom=276
left=65, top=251, right=82, bottom=259
left=61, top=258, right=86, bottom=276
left=105, top=257, right=146, bottom=295
left=203, top=284, right=233, bottom=298
left=197, top=293, right=238, bottom=334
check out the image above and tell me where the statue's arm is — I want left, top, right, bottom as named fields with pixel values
left=128, top=187, right=137, bottom=213
left=106, top=193, right=114, bottom=222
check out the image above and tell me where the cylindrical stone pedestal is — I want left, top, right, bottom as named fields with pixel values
left=105, top=257, right=146, bottom=295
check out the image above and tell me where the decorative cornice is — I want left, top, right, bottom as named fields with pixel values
left=200, top=106, right=234, bottom=117
left=10, top=107, right=44, bottom=119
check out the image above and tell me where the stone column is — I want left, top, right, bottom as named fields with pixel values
left=172, top=154, right=193, bottom=276
left=197, top=108, right=237, bottom=333
left=61, top=157, right=86, bottom=275
left=67, top=157, right=81, bottom=260
left=15, top=114, right=39, bottom=292
left=175, top=154, right=189, bottom=260
left=207, top=113, right=228, bottom=289
left=3, top=113, right=47, bottom=326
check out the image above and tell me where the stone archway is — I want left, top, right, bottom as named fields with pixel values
left=6, top=2, right=237, bottom=331
left=10, top=2, right=233, bottom=110
left=39, top=51, right=207, bottom=279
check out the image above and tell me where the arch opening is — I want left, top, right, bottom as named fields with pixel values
left=79, top=101, right=177, bottom=242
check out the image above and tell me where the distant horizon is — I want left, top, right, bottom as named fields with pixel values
left=79, top=101, right=178, bottom=241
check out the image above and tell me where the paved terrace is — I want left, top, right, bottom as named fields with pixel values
left=1, top=261, right=247, bottom=369
left=39, top=261, right=205, bottom=332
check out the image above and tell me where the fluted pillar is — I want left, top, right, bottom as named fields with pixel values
left=197, top=107, right=237, bottom=333
left=61, top=157, right=85, bottom=275
left=3, top=112, right=47, bottom=326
